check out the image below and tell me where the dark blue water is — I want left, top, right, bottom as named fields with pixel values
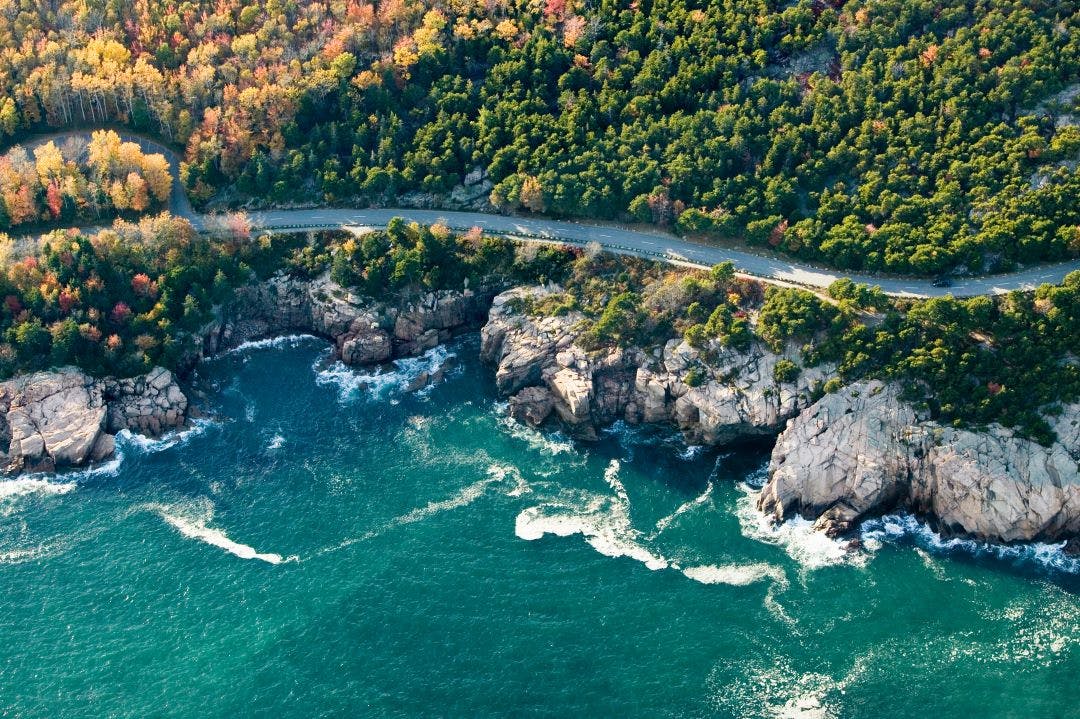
left=0, top=336, right=1077, bottom=718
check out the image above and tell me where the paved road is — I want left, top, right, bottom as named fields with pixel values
left=21, top=128, right=193, bottom=219
left=225, top=208, right=1080, bottom=298
left=8, top=131, right=1079, bottom=298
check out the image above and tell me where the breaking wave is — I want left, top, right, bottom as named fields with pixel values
left=515, top=459, right=669, bottom=571
left=497, top=410, right=578, bottom=457
left=860, top=513, right=1080, bottom=575
left=734, top=483, right=866, bottom=571
left=0, top=477, right=77, bottom=518
left=222, top=333, right=319, bottom=355
left=315, top=344, right=456, bottom=401
left=115, top=418, right=216, bottom=455
left=516, top=459, right=791, bottom=590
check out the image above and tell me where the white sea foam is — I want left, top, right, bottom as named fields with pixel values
left=0, top=476, right=77, bottom=502
left=602, top=459, right=628, bottom=504
left=0, top=477, right=77, bottom=517
left=116, top=418, right=215, bottom=455
left=602, top=420, right=692, bottom=461
left=388, top=474, right=499, bottom=529
left=490, top=462, right=530, bottom=497
left=735, top=484, right=865, bottom=571
left=515, top=503, right=670, bottom=571
left=161, top=514, right=288, bottom=564
left=860, top=513, right=1080, bottom=574
left=315, top=468, right=517, bottom=558
left=681, top=562, right=787, bottom=587
left=146, top=500, right=294, bottom=565
left=497, top=411, right=578, bottom=456
left=222, top=333, right=319, bottom=355
left=652, top=481, right=713, bottom=536
left=0, top=541, right=63, bottom=564
left=315, top=344, right=455, bottom=400
left=706, top=655, right=842, bottom=719
left=267, top=434, right=286, bottom=450
left=677, top=444, right=705, bottom=461
left=516, top=459, right=670, bottom=571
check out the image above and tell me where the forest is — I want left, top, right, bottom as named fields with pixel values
left=0, top=217, right=575, bottom=378
left=1, top=211, right=1076, bottom=443
left=0, top=130, right=172, bottom=229
left=0, top=1, right=1076, bottom=275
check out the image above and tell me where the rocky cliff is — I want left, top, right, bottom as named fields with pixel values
left=0, top=366, right=187, bottom=475
left=0, top=272, right=487, bottom=476
left=480, top=286, right=833, bottom=441
left=481, top=286, right=1080, bottom=544
left=203, top=272, right=490, bottom=365
left=759, top=380, right=1080, bottom=543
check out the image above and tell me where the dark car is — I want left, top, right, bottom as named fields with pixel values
left=931, top=276, right=953, bottom=288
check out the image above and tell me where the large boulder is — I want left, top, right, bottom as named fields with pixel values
left=0, top=367, right=190, bottom=475
left=103, top=367, right=189, bottom=437
left=759, top=380, right=1080, bottom=542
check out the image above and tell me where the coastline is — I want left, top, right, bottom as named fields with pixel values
left=2, top=271, right=1077, bottom=572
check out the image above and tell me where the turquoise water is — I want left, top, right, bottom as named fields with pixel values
left=1, top=336, right=1078, bottom=718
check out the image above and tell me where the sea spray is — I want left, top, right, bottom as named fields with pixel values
left=734, top=482, right=867, bottom=571
left=496, top=409, right=578, bottom=457
left=115, top=417, right=217, bottom=455
left=860, top=513, right=1080, bottom=575
left=143, top=499, right=296, bottom=565
left=315, top=344, right=456, bottom=400
left=221, top=333, right=321, bottom=356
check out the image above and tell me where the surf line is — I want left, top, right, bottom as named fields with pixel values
left=309, top=465, right=517, bottom=560
left=145, top=502, right=299, bottom=565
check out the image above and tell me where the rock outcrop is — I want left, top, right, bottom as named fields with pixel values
left=0, top=367, right=188, bottom=475
left=482, top=286, right=1080, bottom=544
left=480, top=286, right=832, bottom=442
left=206, top=272, right=489, bottom=365
left=759, top=380, right=1080, bottom=543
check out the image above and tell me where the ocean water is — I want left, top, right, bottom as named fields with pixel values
left=1, top=336, right=1077, bottom=718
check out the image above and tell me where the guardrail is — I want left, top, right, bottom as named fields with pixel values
left=253, top=221, right=684, bottom=262
left=242, top=220, right=837, bottom=295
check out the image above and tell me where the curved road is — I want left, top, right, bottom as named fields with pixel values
left=220, top=208, right=1079, bottom=298
left=8, top=130, right=1079, bottom=298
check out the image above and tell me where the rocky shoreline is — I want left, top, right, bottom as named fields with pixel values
left=0, top=272, right=492, bottom=477
left=480, top=286, right=1080, bottom=545
left=0, top=366, right=187, bottom=475
left=3, top=277, right=1078, bottom=551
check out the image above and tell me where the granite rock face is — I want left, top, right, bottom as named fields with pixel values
left=480, top=286, right=830, bottom=442
left=0, top=367, right=187, bottom=476
left=482, top=286, right=1080, bottom=543
left=212, top=273, right=488, bottom=366
left=759, top=381, right=1080, bottom=543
